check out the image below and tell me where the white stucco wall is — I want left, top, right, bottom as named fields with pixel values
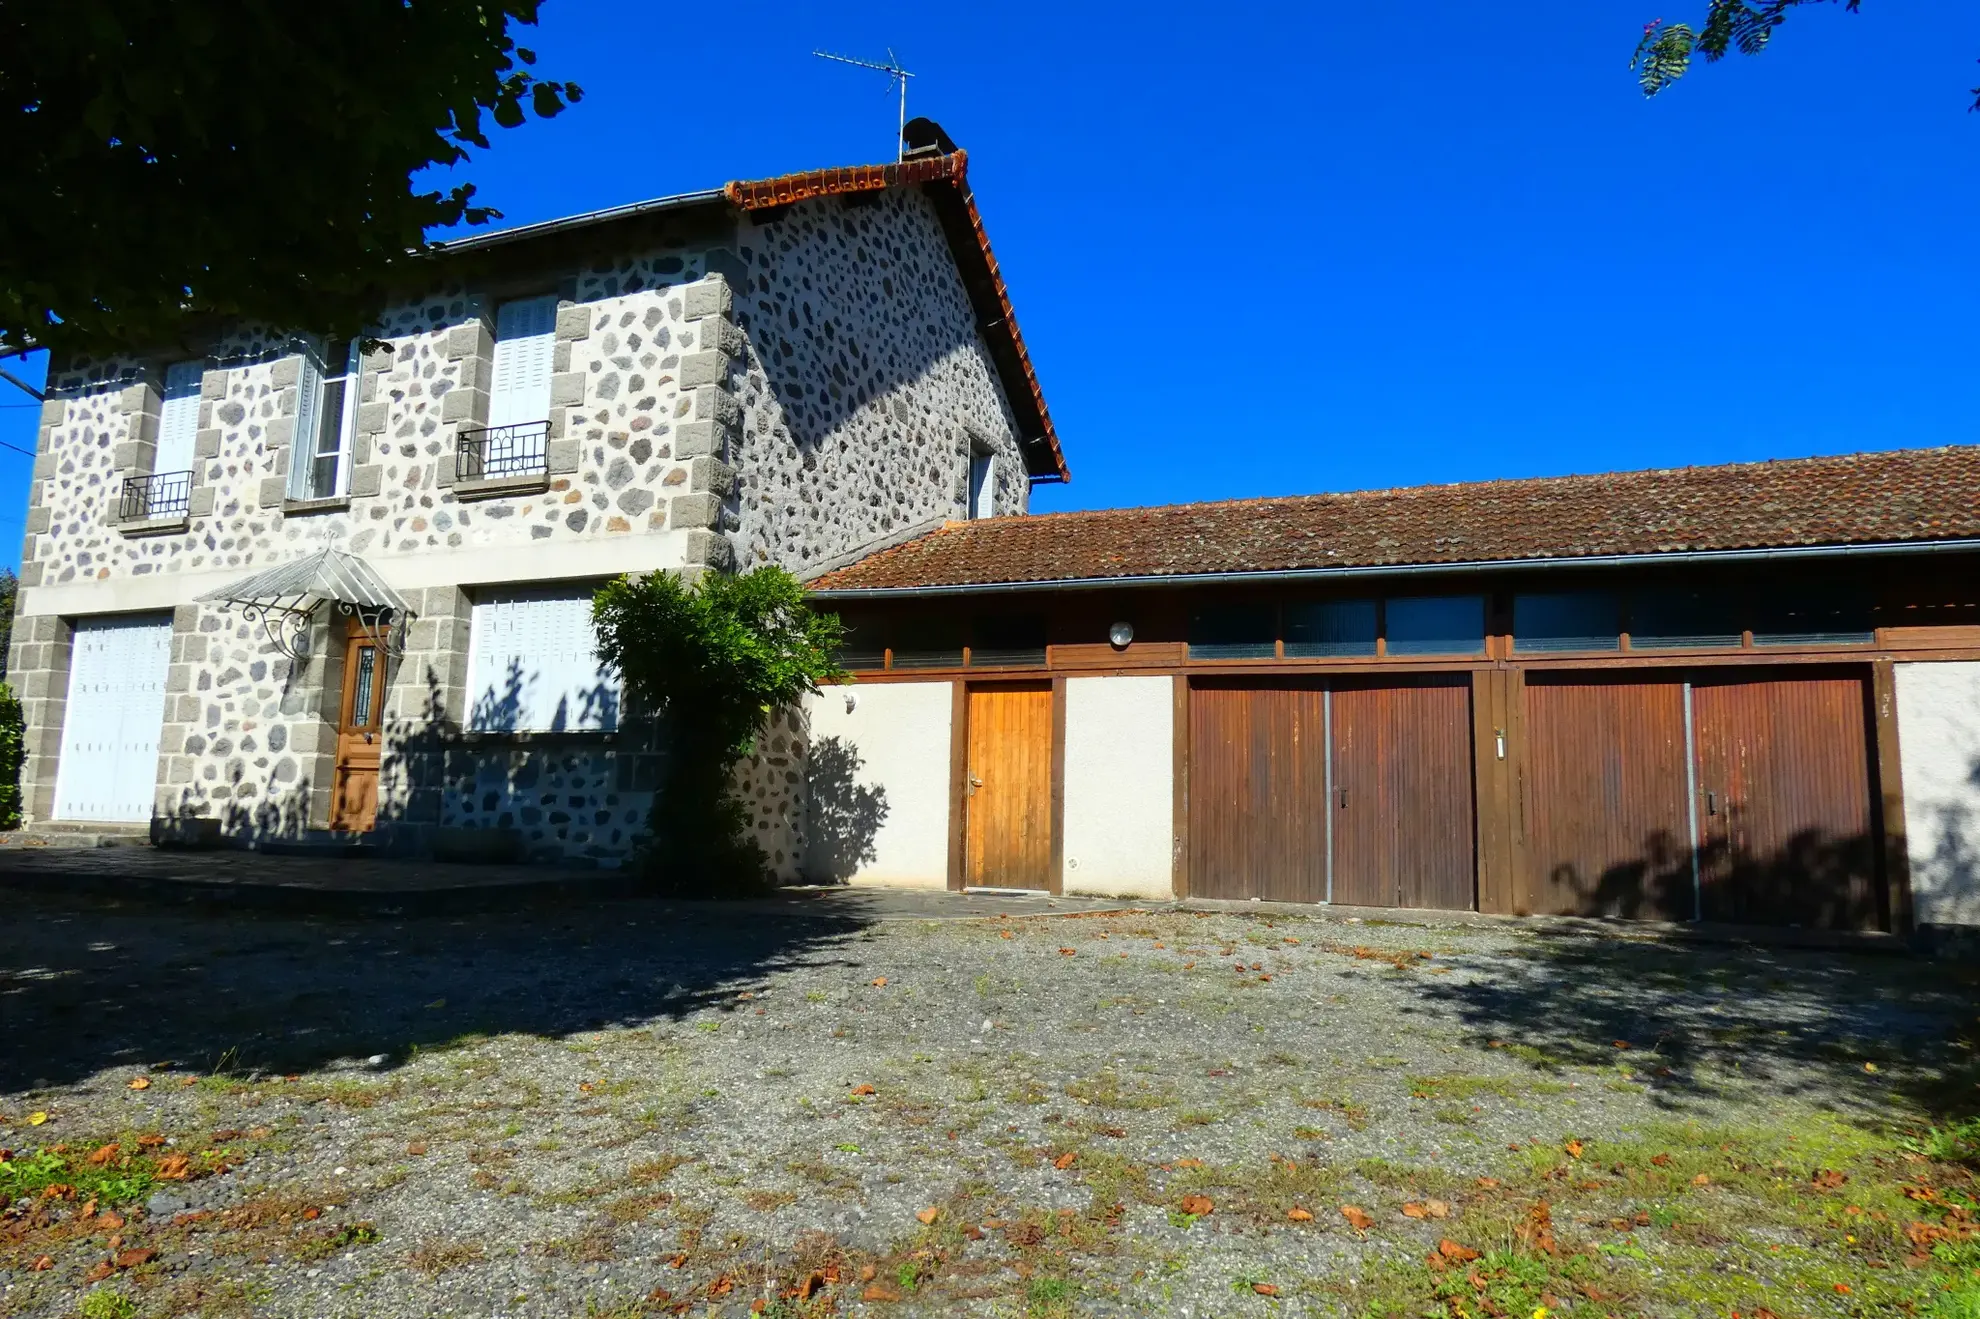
left=802, top=681, right=952, bottom=889
left=1896, top=661, right=1980, bottom=928
left=1061, top=676, right=1174, bottom=900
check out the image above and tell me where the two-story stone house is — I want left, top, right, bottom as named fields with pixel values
left=9, top=123, right=1069, bottom=872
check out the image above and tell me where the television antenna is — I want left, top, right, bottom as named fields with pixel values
left=812, top=48, right=916, bottom=161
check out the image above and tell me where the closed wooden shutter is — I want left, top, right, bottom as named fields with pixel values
left=53, top=615, right=174, bottom=822
left=466, top=586, right=617, bottom=731
left=1187, top=681, right=1328, bottom=903
left=155, top=361, right=204, bottom=474
left=289, top=348, right=325, bottom=499
left=489, top=297, right=556, bottom=428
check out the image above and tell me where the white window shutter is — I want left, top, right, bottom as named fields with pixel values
left=490, top=297, right=556, bottom=429
left=290, top=348, right=324, bottom=500
left=155, top=361, right=204, bottom=474
left=466, top=586, right=616, bottom=733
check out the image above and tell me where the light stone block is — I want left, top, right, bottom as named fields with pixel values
left=549, top=372, right=586, bottom=407
left=555, top=304, right=592, bottom=339
left=270, top=357, right=300, bottom=388
left=678, top=351, right=730, bottom=389
left=682, top=278, right=732, bottom=320
left=350, top=465, right=383, bottom=497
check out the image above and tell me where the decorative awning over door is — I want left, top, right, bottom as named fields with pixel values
left=196, top=546, right=411, bottom=660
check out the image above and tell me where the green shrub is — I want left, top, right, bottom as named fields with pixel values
left=0, top=680, right=20, bottom=830
left=591, top=567, right=844, bottom=895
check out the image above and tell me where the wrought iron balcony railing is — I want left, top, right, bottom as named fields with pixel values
left=120, top=469, right=193, bottom=521
left=456, top=420, right=550, bottom=482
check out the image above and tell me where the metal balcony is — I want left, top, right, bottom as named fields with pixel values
left=120, top=470, right=193, bottom=521
left=456, top=420, right=550, bottom=482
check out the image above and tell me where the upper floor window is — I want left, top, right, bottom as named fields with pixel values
left=466, top=585, right=619, bottom=732
left=1514, top=591, right=1622, bottom=654
left=968, top=451, right=997, bottom=519
left=489, top=296, right=556, bottom=429
left=155, top=360, right=204, bottom=475
left=1384, top=595, right=1487, bottom=656
left=291, top=340, right=360, bottom=501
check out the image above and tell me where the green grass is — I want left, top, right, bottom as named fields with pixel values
left=78, top=1290, right=138, bottom=1319
left=0, top=1146, right=158, bottom=1205
left=1910, top=1117, right=1980, bottom=1165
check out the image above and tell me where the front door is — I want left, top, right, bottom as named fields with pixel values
left=964, top=682, right=1054, bottom=890
left=331, top=618, right=386, bottom=832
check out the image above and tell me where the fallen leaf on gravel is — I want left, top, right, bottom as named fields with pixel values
left=999, top=931, right=1013, bottom=939
left=99, top=1211, right=123, bottom=1230
left=1564, top=1139, right=1584, bottom=1159
left=1179, top=1195, right=1214, bottom=1216
left=1475, top=1177, right=1499, bottom=1189
left=1516, top=1202, right=1558, bottom=1256
left=85, top=1262, right=114, bottom=1283
left=1403, top=1202, right=1428, bottom=1219
left=88, top=1143, right=119, bottom=1166
left=1340, top=1205, right=1373, bottom=1232
left=406, top=1142, right=427, bottom=1157
left=1059, top=948, right=1077, bottom=956
left=1650, top=1154, right=1671, bottom=1167
left=30, top=1255, right=51, bottom=1271
left=1425, top=1199, right=1450, bottom=1218
left=1098, top=1126, right=1126, bottom=1138
left=1834, top=1283, right=1853, bottom=1294
left=863, top=1283, right=901, bottom=1302
left=1812, top=1169, right=1848, bottom=1190
left=1053, top=1151, right=1078, bottom=1170
left=1864, top=1062, right=1879, bottom=1073
left=1438, top=1239, right=1481, bottom=1262
left=27, top=1111, right=47, bottom=1126
left=858, top=1264, right=878, bottom=1281
left=850, top=1084, right=876, bottom=1097
left=116, top=1248, right=156, bottom=1268
left=1287, top=1208, right=1313, bottom=1221
left=1613, top=1040, right=1630, bottom=1049
left=154, top=1153, right=192, bottom=1180
left=916, top=1206, right=940, bottom=1224
left=799, top=1272, right=825, bottom=1299
left=646, top=1287, right=672, bottom=1304
left=710, top=1275, right=735, bottom=1296
left=128, top=1076, right=151, bottom=1091
left=1174, top=1158, right=1203, bottom=1168
left=668, top=1252, right=689, bottom=1267
left=1252, top=1283, right=1279, bottom=1296
left=1692, top=1173, right=1711, bottom=1186
left=302, top=1207, right=320, bottom=1221
left=869, top=977, right=887, bottom=987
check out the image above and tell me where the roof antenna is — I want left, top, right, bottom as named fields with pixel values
left=812, top=48, right=916, bottom=161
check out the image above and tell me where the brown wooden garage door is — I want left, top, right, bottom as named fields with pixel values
left=1188, top=678, right=1475, bottom=909
left=1522, top=669, right=1883, bottom=930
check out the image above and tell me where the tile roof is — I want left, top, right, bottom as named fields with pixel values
left=809, top=445, right=1980, bottom=593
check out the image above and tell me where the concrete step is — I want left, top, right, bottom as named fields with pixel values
left=1, top=823, right=153, bottom=850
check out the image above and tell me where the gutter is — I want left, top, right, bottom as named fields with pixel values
left=426, top=188, right=730, bottom=255
left=808, top=536, right=1980, bottom=599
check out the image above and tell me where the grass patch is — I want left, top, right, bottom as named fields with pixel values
left=407, top=1238, right=486, bottom=1275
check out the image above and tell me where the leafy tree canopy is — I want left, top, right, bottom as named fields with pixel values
left=0, top=1, right=581, bottom=359
left=1633, top=1, right=1980, bottom=109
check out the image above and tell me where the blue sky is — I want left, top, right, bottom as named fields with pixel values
left=3, top=0, right=1975, bottom=564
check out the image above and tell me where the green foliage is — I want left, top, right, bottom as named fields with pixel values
left=0, top=1146, right=158, bottom=1205
left=591, top=567, right=845, bottom=895
left=79, top=1290, right=139, bottom=1319
left=1909, top=1117, right=1980, bottom=1166
left=1, top=2, right=582, bottom=357
left=1633, top=2, right=1892, bottom=99
left=0, top=681, right=20, bottom=830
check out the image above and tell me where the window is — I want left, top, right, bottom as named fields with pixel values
left=465, top=586, right=619, bottom=732
left=968, top=451, right=997, bottom=519
left=1284, top=600, right=1377, bottom=657
left=1189, top=604, right=1277, bottom=660
left=1753, top=584, right=1874, bottom=647
left=488, top=296, right=556, bottom=428
left=1514, top=592, right=1621, bottom=653
left=890, top=619, right=964, bottom=670
left=835, top=622, right=886, bottom=671
left=1384, top=596, right=1486, bottom=656
left=1628, top=588, right=1741, bottom=650
left=290, top=340, right=360, bottom=500
left=971, top=616, right=1047, bottom=668
left=155, top=360, right=203, bottom=475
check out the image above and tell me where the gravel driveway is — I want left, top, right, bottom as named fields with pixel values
left=2, top=887, right=1975, bottom=1318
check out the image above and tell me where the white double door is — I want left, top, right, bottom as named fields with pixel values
left=52, top=614, right=174, bottom=822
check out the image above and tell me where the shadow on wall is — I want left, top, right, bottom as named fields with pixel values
left=0, top=887, right=873, bottom=1093
left=801, top=734, right=888, bottom=884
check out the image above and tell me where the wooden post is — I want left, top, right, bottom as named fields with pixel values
left=1171, top=674, right=1190, bottom=900
left=1870, top=660, right=1914, bottom=935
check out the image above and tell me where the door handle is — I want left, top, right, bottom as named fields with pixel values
left=1706, top=790, right=1716, bottom=816
left=967, top=775, right=982, bottom=796
left=1338, top=788, right=1348, bottom=809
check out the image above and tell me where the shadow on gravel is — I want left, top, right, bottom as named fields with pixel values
left=0, top=889, right=873, bottom=1093
left=1409, top=931, right=1980, bottom=1124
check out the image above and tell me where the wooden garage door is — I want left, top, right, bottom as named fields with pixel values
left=1524, top=676, right=1694, bottom=921
left=1692, top=672, right=1880, bottom=930
left=965, top=683, right=1055, bottom=891
left=1330, top=680, right=1476, bottom=910
left=1187, top=679, right=1474, bottom=908
left=1188, top=683, right=1328, bottom=903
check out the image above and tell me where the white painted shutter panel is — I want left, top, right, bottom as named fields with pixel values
left=53, top=615, right=173, bottom=822
left=489, top=297, right=556, bottom=429
left=155, top=361, right=204, bottom=474
left=289, top=348, right=324, bottom=499
left=466, top=588, right=616, bottom=732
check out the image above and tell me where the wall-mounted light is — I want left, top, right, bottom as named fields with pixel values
left=1108, top=621, right=1134, bottom=649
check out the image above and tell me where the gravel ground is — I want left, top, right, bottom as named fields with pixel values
left=1, top=888, right=1975, bottom=1318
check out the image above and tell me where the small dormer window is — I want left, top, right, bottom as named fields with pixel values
left=969, top=449, right=997, bottom=519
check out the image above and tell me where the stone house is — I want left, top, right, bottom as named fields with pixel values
left=9, top=123, right=1069, bottom=872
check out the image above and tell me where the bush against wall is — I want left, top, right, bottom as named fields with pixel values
left=0, top=682, right=22, bottom=830
left=592, top=567, right=845, bottom=895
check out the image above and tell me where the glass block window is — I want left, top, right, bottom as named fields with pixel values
left=1629, top=589, right=1743, bottom=650
left=1385, top=596, right=1486, bottom=656
left=1189, top=604, right=1277, bottom=660
left=1283, top=600, right=1377, bottom=657
left=1514, top=591, right=1621, bottom=653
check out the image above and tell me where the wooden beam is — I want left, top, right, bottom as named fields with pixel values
left=1870, top=660, right=1914, bottom=935
left=1171, top=674, right=1190, bottom=900
left=1049, top=676, right=1067, bottom=896
left=947, top=680, right=968, bottom=891
left=1471, top=668, right=1515, bottom=914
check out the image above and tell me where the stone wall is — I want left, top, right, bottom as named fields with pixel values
left=726, top=190, right=1030, bottom=576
